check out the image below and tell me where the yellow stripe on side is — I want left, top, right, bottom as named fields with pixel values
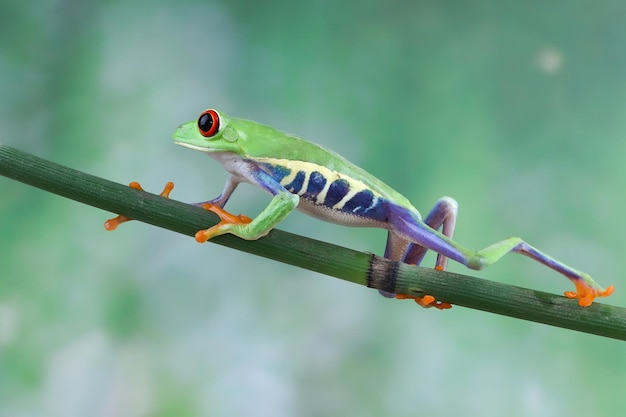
left=256, top=157, right=383, bottom=202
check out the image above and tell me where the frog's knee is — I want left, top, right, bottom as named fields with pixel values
left=466, top=254, right=486, bottom=270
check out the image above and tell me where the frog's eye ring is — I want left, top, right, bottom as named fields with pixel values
left=198, top=109, right=220, bottom=137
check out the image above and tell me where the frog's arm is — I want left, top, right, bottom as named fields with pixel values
left=104, top=169, right=299, bottom=243
left=192, top=175, right=239, bottom=208
left=194, top=168, right=299, bottom=242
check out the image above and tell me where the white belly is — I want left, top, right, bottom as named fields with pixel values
left=296, top=197, right=387, bottom=228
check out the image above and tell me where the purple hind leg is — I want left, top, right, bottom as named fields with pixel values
left=403, top=196, right=458, bottom=269
left=380, top=197, right=459, bottom=309
left=382, top=197, right=614, bottom=308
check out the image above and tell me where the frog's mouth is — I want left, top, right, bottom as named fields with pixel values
left=173, top=141, right=211, bottom=152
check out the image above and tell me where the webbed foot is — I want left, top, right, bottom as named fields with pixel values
left=195, top=204, right=252, bottom=243
left=564, top=280, right=614, bottom=307
left=391, top=264, right=452, bottom=309
left=104, top=181, right=174, bottom=230
left=395, top=293, right=452, bottom=310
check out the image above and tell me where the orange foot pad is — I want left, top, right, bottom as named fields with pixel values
left=104, top=181, right=174, bottom=230
left=195, top=204, right=252, bottom=243
left=395, top=293, right=452, bottom=310
left=564, top=281, right=614, bottom=307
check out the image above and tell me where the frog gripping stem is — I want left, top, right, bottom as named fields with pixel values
left=104, top=107, right=615, bottom=311
left=395, top=293, right=452, bottom=310
left=103, top=182, right=253, bottom=244
left=194, top=204, right=252, bottom=243
left=104, top=181, right=174, bottom=230
left=564, top=280, right=615, bottom=307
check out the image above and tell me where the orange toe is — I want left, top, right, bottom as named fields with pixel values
left=395, top=293, right=452, bottom=310
left=104, top=214, right=131, bottom=231
left=104, top=181, right=174, bottom=231
left=195, top=229, right=212, bottom=243
left=201, top=204, right=252, bottom=225
left=157, top=181, right=174, bottom=198
left=564, top=281, right=614, bottom=307
left=194, top=205, right=252, bottom=243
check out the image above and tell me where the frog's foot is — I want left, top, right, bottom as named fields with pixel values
left=104, top=182, right=174, bottom=230
left=564, top=280, right=614, bottom=307
left=195, top=204, right=252, bottom=243
left=395, top=293, right=452, bottom=310
left=391, top=264, right=452, bottom=309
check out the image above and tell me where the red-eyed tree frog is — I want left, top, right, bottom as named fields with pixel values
left=106, top=109, right=614, bottom=309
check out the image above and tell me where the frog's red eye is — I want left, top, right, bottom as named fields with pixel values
left=198, top=109, right=220, bottom=137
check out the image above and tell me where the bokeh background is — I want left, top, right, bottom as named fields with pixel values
left=2, top=1, right=625, bottom=416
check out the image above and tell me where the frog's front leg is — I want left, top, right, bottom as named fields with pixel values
left=381, top=197, right=459, bottom=309
left=192, top=175, right=240, bottom=208
left=195, top=170, right=299, bottom=242
left=104, top=177, right=238, bottom=231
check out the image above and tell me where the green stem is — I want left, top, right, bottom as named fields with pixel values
left=1, top=143, right=625, bottom=340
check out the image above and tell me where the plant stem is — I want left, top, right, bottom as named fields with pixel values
left=1, top=143, right=625, bottom=340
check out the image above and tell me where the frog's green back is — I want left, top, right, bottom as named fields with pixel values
left=231, top=117, right=415, bottom=210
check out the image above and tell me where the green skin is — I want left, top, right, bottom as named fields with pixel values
left=172, top=109, right=614, bottom=307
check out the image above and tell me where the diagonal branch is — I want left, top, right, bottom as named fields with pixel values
left=1, top=143, right=624, bottom=340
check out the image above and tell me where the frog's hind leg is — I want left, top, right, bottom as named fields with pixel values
left=379, top=197, right=458, bottom=309
left=403, top=196, right=458, bottom=269
left=466, top=238, right=614, bottom=306
left=389, top=201, right=614, bottom=307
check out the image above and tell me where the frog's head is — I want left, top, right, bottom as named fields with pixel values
left=174, top=109, right=242, bottom=154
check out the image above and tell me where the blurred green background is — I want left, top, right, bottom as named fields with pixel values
left=1, top=0, right=625, bottom=416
